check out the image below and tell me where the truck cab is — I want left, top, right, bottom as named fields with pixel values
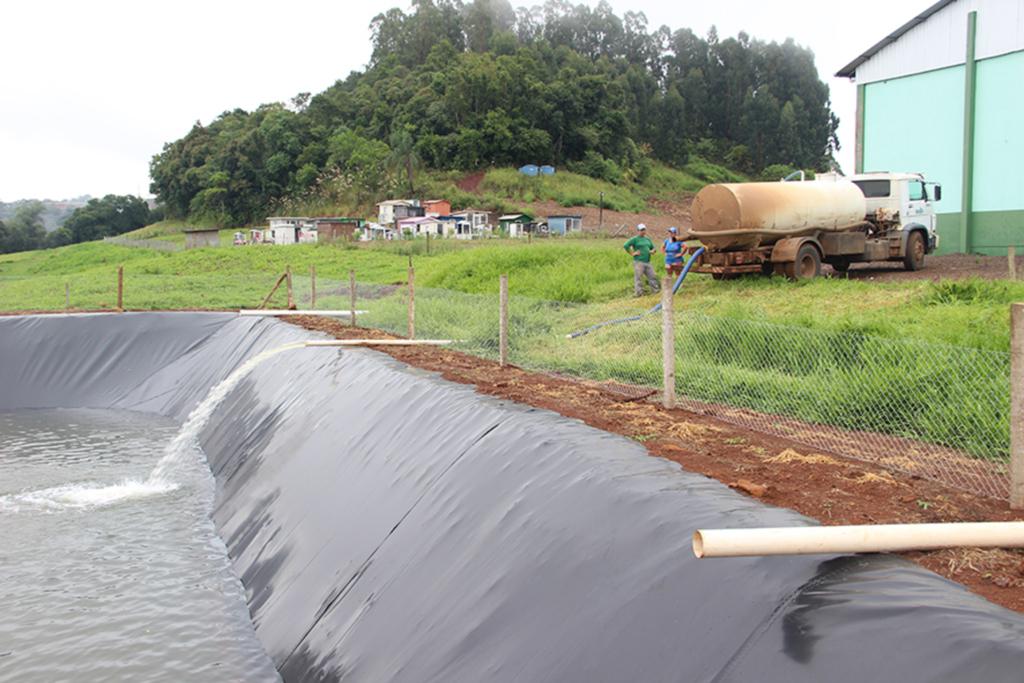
left=847, top=172, right=941, bottom=254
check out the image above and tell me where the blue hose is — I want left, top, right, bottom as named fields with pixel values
left=567, top=247, right=706, bottom=339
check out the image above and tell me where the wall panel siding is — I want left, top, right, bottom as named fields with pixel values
left=857, top=0, right=1024, bottom=84
left=862, top=66, right=965, bottom=210
left=972, top=50, right=1024, bottom=212
left=857, top=2, right=965, bottom=83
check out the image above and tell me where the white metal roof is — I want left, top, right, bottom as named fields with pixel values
left=837, top=0, right=1024, bottom=84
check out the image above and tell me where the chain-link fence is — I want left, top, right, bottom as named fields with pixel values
left=296, top=278, right=1011, bottom=501
left=103, top=236, right=183, bottom=252
left=35, top=265, right=1002, bottom=500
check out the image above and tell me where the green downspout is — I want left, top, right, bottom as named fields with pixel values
left=855, top=83, right=865, bottom=174
left=960, top=10, right=978, bottom=254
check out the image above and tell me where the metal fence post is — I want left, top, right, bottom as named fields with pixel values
left=500, top=275, right=509, bottom=367
left=1010, top=246, right=1017, bottom=282
left=117, top=265, right=124, bottom=311
left=1011, top=303, right=1024, bottom=509
left=310, top=264, right=316, bottom=310
left=662, top=276, right=675, bottom=410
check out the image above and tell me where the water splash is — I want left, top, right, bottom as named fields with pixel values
left=3, top=342, right=307, bottom=511
left=146, top=341, right=306, bottom=485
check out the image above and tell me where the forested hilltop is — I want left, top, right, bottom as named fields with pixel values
left=149, top=0, right=840, bottom=228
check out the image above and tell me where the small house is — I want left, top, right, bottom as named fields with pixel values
left=316, top=218, right=361, bottom=242
left=266, top=217, right=316, bottom=245
left=450, top=209, right=492, bottom=239
left=499, top=213, right=533, bottom=237
left=422, top=199, right=451, bottom=217
left=546, top=215, right=583, bottom=236
left=184, top=228, right=220, bottom=249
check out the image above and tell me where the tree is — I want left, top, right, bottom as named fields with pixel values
left=2, top=202, right=47, bottom=253
left=62, top=195, right=151, bottom=244
left=388, top=129, right=423, bottom=193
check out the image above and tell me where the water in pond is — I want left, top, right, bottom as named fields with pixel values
left=0, top=408, right=283, bottom=682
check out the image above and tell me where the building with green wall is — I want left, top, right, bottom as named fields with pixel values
left=837, top=0, right=1024, bottom=255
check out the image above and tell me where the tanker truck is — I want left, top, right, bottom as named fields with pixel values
left=684, top=172, right=942, bottom=280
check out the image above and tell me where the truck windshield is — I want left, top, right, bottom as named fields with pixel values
left=908, top=181, right=926, bottom=201
left=852, top=180, right=890, bottom=198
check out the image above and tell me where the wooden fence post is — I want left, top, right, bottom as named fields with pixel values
left=350, top=269, right=356, bottom=327
left=286, top=265, right=294, bottom=309
left=1011, top=303, right=1024, bottom=509
left=662, top=276, right=675, bottom=410
left=500, top=275, right=509, bottom=367
left=408, top=267, right=415, bottom=339
left=117, top=265, right=124, bottom=311
left=310, top=264, right=316, bottom=310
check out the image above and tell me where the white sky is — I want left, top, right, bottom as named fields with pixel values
left=0, top=0, right=937, bottom=202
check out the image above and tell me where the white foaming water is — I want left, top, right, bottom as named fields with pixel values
left=1, top=341, right=306, bottom=512
left=146, top=341, right=306, bottom=487
left=0, top=408, right=284, bottom=682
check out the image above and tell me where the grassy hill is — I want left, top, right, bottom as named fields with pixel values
left=2, top=230, right=1021, bottom=353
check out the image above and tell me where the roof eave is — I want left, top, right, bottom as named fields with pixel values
left=835, top=0, right=958, bottom=79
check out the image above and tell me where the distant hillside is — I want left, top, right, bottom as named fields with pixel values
left=149, top=0, right=838, bottom=229
left=0, top=197, right=92, bottom=231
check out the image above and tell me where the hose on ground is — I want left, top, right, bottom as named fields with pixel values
left=567, top=247, right=706, bottom=339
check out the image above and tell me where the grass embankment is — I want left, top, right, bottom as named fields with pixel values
left=2, top=237, right=1017, bottom=459
left=2, top=236, right=1020, bottom=349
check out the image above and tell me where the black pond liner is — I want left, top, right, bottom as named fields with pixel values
left=2, top=312, right=1023, bottom=683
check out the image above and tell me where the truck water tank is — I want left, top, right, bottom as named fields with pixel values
left=691, top=181, right=867, bottom=251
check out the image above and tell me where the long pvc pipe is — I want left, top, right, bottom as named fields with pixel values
left=304, top=339, right=454, bottom=347
left=567, top=247, right=705, bottom=339
left=693, top=522, right=1024, bottom=558
left=239, top=310, right=369, bottom=317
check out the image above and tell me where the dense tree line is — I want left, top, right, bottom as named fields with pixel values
left=150, top=0, right=839, bottom=227
left=0, top=195, right=153, bottom=254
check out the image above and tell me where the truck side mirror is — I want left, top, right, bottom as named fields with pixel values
left=933, top=185, right=942, bottom=201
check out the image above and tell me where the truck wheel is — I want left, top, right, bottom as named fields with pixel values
left=904, top=231, right=925, bottom=271
left=830, top=258, right=851, bottom=272
left=784, top=244, right=821, bottom=280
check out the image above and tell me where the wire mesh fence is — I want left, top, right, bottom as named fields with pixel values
left=304, top=279, right=1012, bottom=501
left=14, top=264, right=1006, bottom=500
left=103, top=236, right=183, bottom=252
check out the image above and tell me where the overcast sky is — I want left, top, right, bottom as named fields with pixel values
left=1, top=0, right=936, bottom=202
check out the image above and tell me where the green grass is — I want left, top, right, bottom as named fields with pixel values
left=1, top=235, right=1017, bottom=460
left=3, top=237, right=1023, bottom=350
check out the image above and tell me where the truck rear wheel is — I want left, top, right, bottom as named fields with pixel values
left=784, top=244, right=821, bottom=280
left=904, top=231, right=925, bottom=271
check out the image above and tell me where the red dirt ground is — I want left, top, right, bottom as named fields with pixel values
left=291, top=306, right=1024, bottom=616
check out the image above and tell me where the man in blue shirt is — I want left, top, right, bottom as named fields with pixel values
left=622, top=223, right=660, bottom=297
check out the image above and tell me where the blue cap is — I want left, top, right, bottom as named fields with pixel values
left=669, top=227, right=677, bottom=233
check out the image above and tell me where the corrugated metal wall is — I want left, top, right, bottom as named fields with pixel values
left=857, top=0, right=1024, bottom=84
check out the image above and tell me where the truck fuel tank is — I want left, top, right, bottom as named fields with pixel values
left=691, top=180, right=868, bottom=251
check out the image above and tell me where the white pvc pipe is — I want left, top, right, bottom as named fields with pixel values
left=304, top=339, right=454, bottom=347
left=693, top=522, right=1024, bottom=558
left=239, top=310, right=368, bottom=317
